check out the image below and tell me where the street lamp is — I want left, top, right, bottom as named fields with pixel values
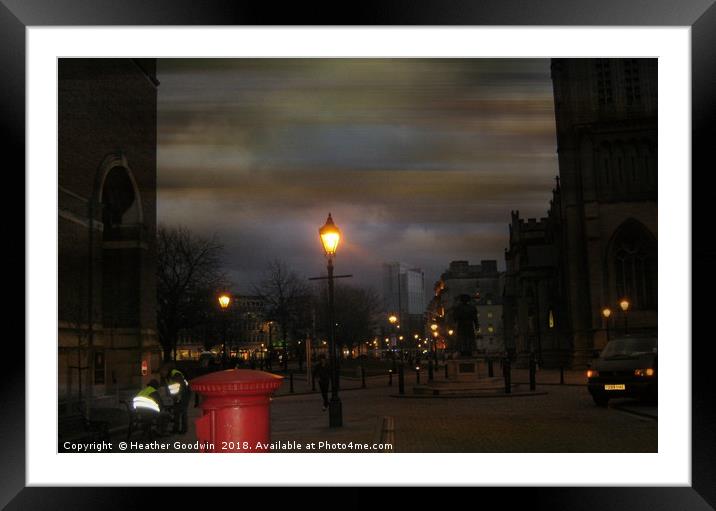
left=619, top=298, right=630, bottom=335
left=218, top=293, right=231, bottom=366
left=319, top=213, right=342, bottom=427
left=430, top=323, right=440, bottom=364
left=388, top=314, right=400, bottom=368
left=602, top=307, right=612, bottom=342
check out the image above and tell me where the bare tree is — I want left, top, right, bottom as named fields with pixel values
left=253, top=260, right=311, bottom=369
left=314, top=283, right=380, bottom=356
left=157, top=225, right=227, bottom=361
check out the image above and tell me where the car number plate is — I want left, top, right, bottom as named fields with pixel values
left=604, top=384, right=625, bottom=390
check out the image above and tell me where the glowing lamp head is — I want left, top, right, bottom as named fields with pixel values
left=319, top=213, right=341, bottom=256
left=602, top=307, right=612, bottom=319
left=430, top=323, right=438, bottom=331
left=448, top=329, right=454, bottom=336
left=388, top=315, right=398, bottom=324
left=619, top=299, right=630, bottom=312
left=218, top=294, right=231, bottom=309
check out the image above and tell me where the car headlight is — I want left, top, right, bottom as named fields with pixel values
left=634, top=368, right=655, bottom=377
left=586, top=369, right=599, bottom=378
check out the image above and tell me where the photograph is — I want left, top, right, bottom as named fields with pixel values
left=57, top=57, right=658, bottom=454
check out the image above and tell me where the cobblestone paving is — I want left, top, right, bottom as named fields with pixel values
left=105, top=369, right=656, bottom=454
left=269, top=371, right=656, bottom=453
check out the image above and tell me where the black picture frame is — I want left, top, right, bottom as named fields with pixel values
left=4, top=0, right=713, bottom=507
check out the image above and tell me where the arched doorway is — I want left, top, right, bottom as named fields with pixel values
left=98, top=157, right=147, bottom=392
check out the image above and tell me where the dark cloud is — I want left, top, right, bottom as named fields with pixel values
left=157, top=58, right=558, bottom=293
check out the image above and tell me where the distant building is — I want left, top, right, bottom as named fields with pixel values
left=382, top=262, right=426, bottom=336
left=58, top=59, right=162, bottom=407
left=233, top=295, right=269, bottom=358
left=428, top=260, right=505, bottom=354
left=503, top=206, right=569, bottom=367
left=175, top=294, right=271, bottom=361
left=503, top=58, right=658, bottom=368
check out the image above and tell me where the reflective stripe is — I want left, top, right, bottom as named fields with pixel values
left=133, top=396, right=160, bottom=413
left=168, top=382, right=181, bottom=395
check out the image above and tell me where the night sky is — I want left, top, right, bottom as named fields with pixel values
left=157, top=58, right=558, bottom=295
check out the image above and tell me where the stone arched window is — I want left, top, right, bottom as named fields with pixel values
left=98, top=155, right=143, bottom=241
left=609, top=219, right=657, bottom=310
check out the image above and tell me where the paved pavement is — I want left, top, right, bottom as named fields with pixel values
left=99, top=367, right=656, bottom=454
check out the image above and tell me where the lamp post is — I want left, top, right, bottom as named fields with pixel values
left=602, top=307, right=612, bottom=342
left=218, top=293, right=231, bottom=367
left=431, top=323, right=439, bottom=365
left=619, top=298, right=630, bottom=335
left=388, top=314, right=398, bottom=371
left=319, top=213, right=343, bottom=428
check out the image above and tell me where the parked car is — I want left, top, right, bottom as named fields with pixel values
left=587, top=336, right=657, bottom=406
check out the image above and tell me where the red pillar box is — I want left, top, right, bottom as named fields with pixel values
left=190, top=369, right=283, bottom=452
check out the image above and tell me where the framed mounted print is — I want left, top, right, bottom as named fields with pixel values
left=4, top=0, right=714, bottom=507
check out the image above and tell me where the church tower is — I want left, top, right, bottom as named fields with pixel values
left=550, top=58, right=658, bottom=367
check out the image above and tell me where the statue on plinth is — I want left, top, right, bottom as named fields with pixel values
left=451, top=294, right=479, bottom=358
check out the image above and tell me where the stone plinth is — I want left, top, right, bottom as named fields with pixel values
left=446, top=359, right=481, bottom=382
left=412, top=377, right=505, bottom=396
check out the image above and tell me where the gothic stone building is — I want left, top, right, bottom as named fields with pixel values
left=504, top=58, right=658, bottom=368
left=58, top=59, right=162, bottom=406
left=503, top=199, right=570, bottom=368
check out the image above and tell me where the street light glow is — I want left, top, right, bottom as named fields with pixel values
left=218, top=294, right=231, bottom=309
left=619, top=299, right=630, bottom=312
left=319, top=213, right=341, bottom=256
left=602, top=307, right=612, bottom=318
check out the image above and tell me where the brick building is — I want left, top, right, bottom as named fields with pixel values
left=58, top=59, right=162, bottom=406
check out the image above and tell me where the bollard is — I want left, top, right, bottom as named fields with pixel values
left=388, top=369, right=393, bottom=386
left=428, top=359, right=434, bottom=381
left=289, top=371, right=294, bottom=393
left=191, top=369, right=283, bottom=452
left=503, top=357, right=511, bottom=394
left=560, top=366, right=564, bottom=385
left=529, top=355, right=536, bottom=391
left=361, top=366, right=366, bottom=389
left=487, top=358, right=494, bottom=377
left=398, top=364, right=405, bottom=395
left=415, top=366, right=421, bottom=385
